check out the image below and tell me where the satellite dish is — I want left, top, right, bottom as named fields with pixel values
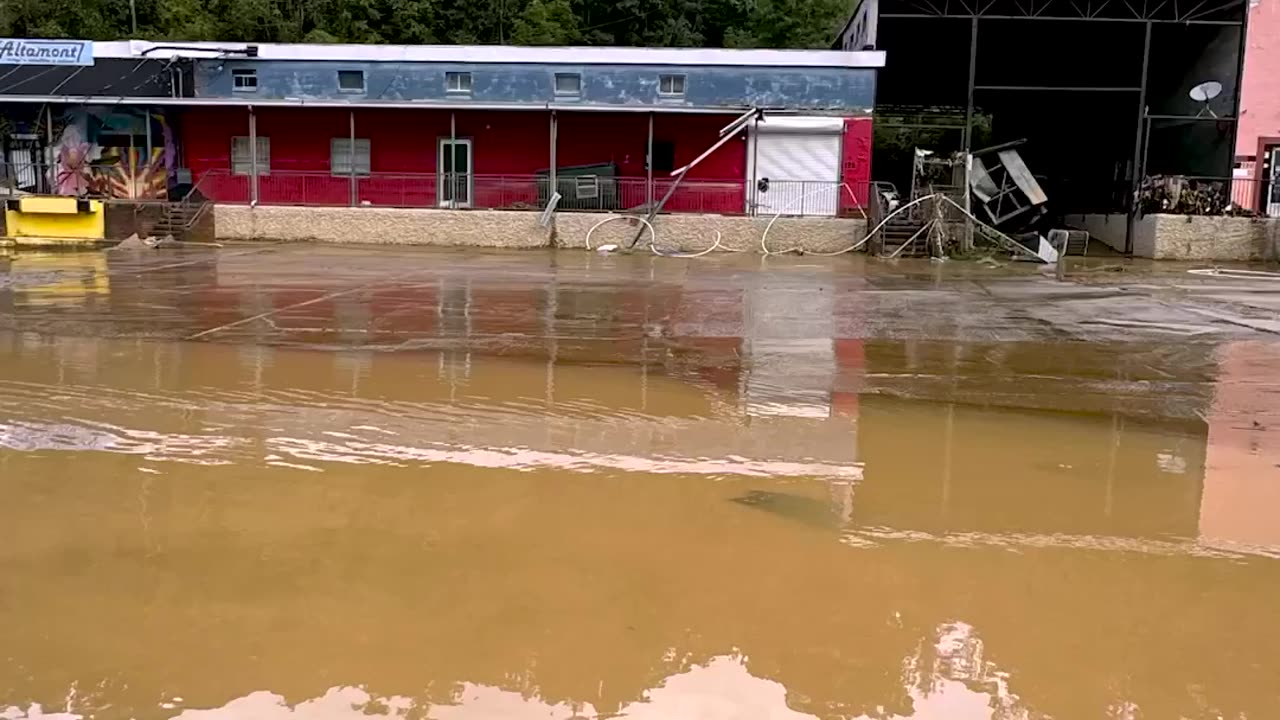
left=1190, top=81, right=1223, bottom=102
left=1190, top=80, right=1223, bottom=118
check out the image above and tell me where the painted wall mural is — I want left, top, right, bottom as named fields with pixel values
left=51, top=106, right=174, bottom=199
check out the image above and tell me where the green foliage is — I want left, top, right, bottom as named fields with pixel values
left=511, top=0, right=580, bottom=45
left=1, top=0, right=848, bottom=48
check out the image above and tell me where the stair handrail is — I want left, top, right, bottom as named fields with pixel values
left=868, top=181, right=898, bottom=256
left=173, top=169, right=213, bottom=231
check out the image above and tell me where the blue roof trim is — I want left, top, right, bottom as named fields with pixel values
left=195, top=61, right=876, bottom=112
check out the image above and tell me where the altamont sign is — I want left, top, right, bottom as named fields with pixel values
left=0, top=39, right=93, bottom=66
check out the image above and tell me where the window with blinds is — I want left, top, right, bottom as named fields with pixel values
left=231, top=136, right=270, bottom=175
left=331, top=138, right=371, bottom=176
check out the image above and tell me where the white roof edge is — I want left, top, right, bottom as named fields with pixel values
left=91, top=41, right=884, bottom=69
left=0, top=94, right=874, bottom=114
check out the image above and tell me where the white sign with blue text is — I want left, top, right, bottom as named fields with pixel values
left=0, top=39, right=93, bottom=66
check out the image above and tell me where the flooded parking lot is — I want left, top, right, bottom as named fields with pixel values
left=2, top=245, right=1280, bottom=719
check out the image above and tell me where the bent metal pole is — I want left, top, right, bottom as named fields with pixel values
left=626, top=107, right=761, bottom=250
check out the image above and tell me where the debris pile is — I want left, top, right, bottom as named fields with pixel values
left=111, top=233, right=179, bottom=250
left=1139, top=175, right=1253, bottom=216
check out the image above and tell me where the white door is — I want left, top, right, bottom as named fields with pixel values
left=749, top=117, right=843, bottom=217
left=438, top=138, right=473, bottom=208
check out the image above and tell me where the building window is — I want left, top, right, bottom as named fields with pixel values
left=574, top=175, right=599, bottom=199
left=446, top=72, right=472, bottom=94
left=658, top=74, right=686, bottom=97
left=231, top=136, right=270, bottom=175
left=554, top=73, right=581, bottom=96
left=337, top=70, right=365, bottom=92
left=232, top=69, right=257, bottom=92
left=331, top=138, right=371, bottom=176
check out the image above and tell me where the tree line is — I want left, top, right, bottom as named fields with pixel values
left=1, top=0, right=850, bottom=49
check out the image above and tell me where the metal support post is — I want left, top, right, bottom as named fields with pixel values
left=1227, top=10, right=1250, bottom=202
left=749, top=113, right=760, bottom=216
left=449, top=111, right=457, bottom=210
left=144, top=110, right=153, bottom=166
left=963, top=16, right=978, bottom=151
left=549, top=110, right=558, bottom=206
left=1125, top=20, right=1152, bottom=255
left=249, top=106, right=259, bottom=205
left=44, top=104, right=53, bottom=193
left=349, top=109, right=357, bottom=207
left=646, top=112, right=654, bottom=211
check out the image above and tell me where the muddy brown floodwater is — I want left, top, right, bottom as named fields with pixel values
left=2, top=245, right=1280, bottom=719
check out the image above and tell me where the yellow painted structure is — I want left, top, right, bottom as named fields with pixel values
left=3, top=196, right=105, bottom=242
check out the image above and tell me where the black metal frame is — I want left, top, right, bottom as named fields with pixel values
left=877, top=0, right=1249, bottom=252
left=880, top=0, right=1244, bottom=23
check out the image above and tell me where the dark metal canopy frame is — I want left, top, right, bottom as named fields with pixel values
left=871, top=0, right=1249, bottom=252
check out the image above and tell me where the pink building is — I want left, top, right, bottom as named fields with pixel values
left=1237, top=0, right=1280, bottom=214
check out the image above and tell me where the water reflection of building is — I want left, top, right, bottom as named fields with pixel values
left=11, top=252, right=1280, bottom=720
left=1200, top=341, right=1280, bottom=553
left=179, top=252, right=872, bottom=471
left=853, top=394, right=1206, bottom=541
left=4, top=252, right=110, bottom=307
left=5, top=331, right=1280, bottom=720
left=2, top=650, right=1032, bottom=720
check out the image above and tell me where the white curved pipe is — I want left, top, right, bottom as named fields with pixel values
left=1188, top=267, right=1280, bottom=279
left=759, top=183, right=871, bottom=256
left=585, top=214, right=655, bottom=251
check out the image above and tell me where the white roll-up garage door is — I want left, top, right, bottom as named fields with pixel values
left=749, top=116, right=843, bottom=217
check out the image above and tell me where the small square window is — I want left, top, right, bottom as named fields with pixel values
left=338, top=70, right=365, bottom=92
left=231, top=136, right=269, bottom=175
left=658, top=74, right=686, bottom=96
left=446, top=72, right=472, bottom=94
left=574, top=175, right=598, bottom=199
left=331, top=138, right=371, bottom=176
left=232, top=68, right=257, bottom=92
left=554, top=73, right=581, bottom=96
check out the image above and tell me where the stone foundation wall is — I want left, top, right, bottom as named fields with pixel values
left=215, top=205, right=868, bottom=254
left=1147, top=214, right=1280, bottom=261
left=554, top=213, right=865, bottom=253
left=1066, top=212, right=1280, bottom=260
left=215, top=205, right=551, bottom=248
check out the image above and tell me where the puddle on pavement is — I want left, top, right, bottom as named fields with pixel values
left=2, top=248, right=1280, bottom=720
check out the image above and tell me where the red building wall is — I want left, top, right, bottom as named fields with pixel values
left=840, top=117, right=873, bottom=212
left=181, top=107, right=747, bottom=212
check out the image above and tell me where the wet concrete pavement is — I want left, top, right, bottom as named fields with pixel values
left=2, top=245, right=1280, bottom=719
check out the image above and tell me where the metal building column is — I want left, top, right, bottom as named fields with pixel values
left=249, top=106, right=259, bottom=206
left=646, top=112, right=654, bottom=210
left=963, top=16, right=979, bottom=151
left=349, top=110, right=357, bottom=207
left=144, top=110, right=153, bottom=166
left=44, top=105, right=54, bottom=193
left=549, top=110, right=558, bottom=206
left=1227, top=9, right=1251, bottom=201
left=449, top=111, right=457, bottom=210
left=749, top=113, right=760, bottom=216
left=1125, top=20, right=1152, bottom=255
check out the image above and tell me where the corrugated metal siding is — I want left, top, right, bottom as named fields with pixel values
left=753, top=133, right=842, bottom=216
